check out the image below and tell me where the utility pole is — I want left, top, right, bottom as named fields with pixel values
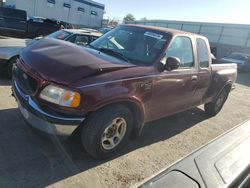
left=67, top=0, right=72, bottom=24
left=34, top=0, right=37, bottom=16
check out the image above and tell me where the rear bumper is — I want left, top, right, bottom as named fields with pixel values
left=13, top=80, right=85, bottom=136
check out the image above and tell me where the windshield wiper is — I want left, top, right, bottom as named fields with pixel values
left=98, top=48, right=130, bottom=63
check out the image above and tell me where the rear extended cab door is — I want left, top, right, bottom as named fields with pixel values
left=193, top=36, right=212, bottom=106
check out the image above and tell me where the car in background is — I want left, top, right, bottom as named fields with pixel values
left=0, top=29, right=102, bottom=77
left=46, top=29, right=102, bottom=46
left=26, top=16, right=62, bottom=38
left=0, top=7, right=27, bottom=38
left=0, top=7, right=72, bottom=39
left=219, top=52, right=250, bottom=72
left=98, top=27, right=113, bottom=34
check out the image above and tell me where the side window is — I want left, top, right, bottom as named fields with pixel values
left=74, top=35, right=89, bottom=46
left=90, top=36, right=99, bottom=42
left=67, top=35, right=76, bottom=43
left=197, top=38, right=209, bottom=68
left=166, top=36, right=194, bottom=68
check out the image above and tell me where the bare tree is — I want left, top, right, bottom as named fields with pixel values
left=108, top=17, right=119, bottom=27
left=123, top=14, right=135, bottom=23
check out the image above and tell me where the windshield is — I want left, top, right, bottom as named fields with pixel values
left=91, top=26, right=168, bottom=65
left=228, top=53, right=248, bottom=61
left=46, top=30, right=71, bottom=40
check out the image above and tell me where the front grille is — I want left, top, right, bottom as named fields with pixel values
left=14, top=66, right=38, bottom=95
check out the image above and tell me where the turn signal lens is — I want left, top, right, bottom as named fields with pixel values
left=69, top=92, right=81, bottom=107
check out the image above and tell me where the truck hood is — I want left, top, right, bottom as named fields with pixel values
left=20, top=38, right=135, bottom=85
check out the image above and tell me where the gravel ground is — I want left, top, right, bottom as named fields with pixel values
left=0, top=71, right=250, bottom=188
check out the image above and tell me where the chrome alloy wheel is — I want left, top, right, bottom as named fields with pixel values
left=101, top=117, right=127, bottom=150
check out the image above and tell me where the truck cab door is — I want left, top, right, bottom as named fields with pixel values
left=146, top=36, right=199, bottom=121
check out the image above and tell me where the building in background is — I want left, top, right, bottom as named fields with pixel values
left=4, top=0, right=105, bottom=28
left=128, top=20, right=250, bottom=58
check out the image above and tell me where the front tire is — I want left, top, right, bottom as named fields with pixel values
left=81, top=105, right=133, bottom=159
left=205, top=88, right=229, bottom=116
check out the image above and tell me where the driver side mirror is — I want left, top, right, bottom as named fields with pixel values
left=158, top=56, right=180, bottom=72
left=165, top=57, right=180, bottom=71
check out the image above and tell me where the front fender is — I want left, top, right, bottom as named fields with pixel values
left=89, top=96, right=146, bottom=137
left=79, top=81, right=149, bottom=124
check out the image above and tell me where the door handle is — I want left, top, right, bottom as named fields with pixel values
left=191, top=75, right=198, bottom=81
left=19, top=20, right=26, bottom=23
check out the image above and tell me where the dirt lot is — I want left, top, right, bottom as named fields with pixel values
left=0, top=71, right=250, bottom=188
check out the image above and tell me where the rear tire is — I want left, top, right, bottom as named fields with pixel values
left=205, top=88, right=229, bottom=116
left=81, top=105, right=133, bottom=160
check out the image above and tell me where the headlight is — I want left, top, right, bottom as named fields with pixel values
left=39, top=85, right=81, bottom=108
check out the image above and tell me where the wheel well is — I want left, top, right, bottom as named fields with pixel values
left=120, top=101, right=144, bottom=137
left=212, top=82, right=232, bottom=102
left=224, top=83, right=232, bottom=93
left=73, top=101, right=144, bottom=139
left=4, top=55, right=19, bottom=68
left=87, top=101, right=144, bottom=138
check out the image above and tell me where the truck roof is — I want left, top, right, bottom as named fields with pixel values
left=123, top=24, right=205, bottom=37
left=63, top=29, right=102, bottom=37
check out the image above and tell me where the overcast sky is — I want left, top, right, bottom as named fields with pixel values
left=97, top=0, right=250, bottom=24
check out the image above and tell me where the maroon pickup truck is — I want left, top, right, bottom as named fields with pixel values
left=12, top=25, right=237, bottom=159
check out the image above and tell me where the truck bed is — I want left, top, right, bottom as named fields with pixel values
left=211, top=63, right=237, bottom=83
left=211, top=63, right=237, bottom=72
left=204, top=63, right=237, bottom=103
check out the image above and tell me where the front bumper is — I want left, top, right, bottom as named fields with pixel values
left=13, top=80, right=85, bottom=136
